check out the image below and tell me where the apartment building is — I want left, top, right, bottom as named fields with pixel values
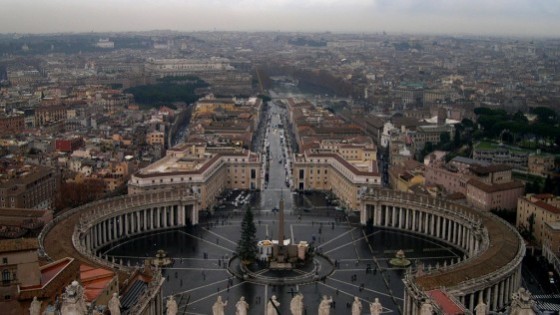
left=0, top=165, right=58, bottom=210
left=128, top=144, right=261, bottom=211
left=517, top=194, right=560, bottom=246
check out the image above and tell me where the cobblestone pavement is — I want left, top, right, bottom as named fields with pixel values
left=101, top=209, right=462, bottom=315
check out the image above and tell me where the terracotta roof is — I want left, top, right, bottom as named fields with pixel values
left=467, top=179, right=524, bottom=193
left=534, top=200, right=560, bottom=215
left=80, top=264, right=115, bottom=302
left=426, top=289, right=465, bottom=314
left=469, top=164, right=511, bottom=175
left=40, top=257, right=73, bottom=287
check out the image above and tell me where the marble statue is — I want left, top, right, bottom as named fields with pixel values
left=352, top=296, right=362, bottom=315
left=212, top=296, right=228, bottom=315
left=369, top=298, right=383, bottom=315
left=318, top=295, right=333, bottom=315
left=267, top=295, right=280, bottom=315
left=290, top=294, right=304, bottom=315
left=475, top=295, right=487, bottom=315
left=235, top=296, right=249, bottom=315
left=420, top=300, right=434, bottom=315
left=108, top=293, right=122, bottom=315
left=60, top=281, right=87, bottom=315
left=166, top=296, right=178, bottom=315
left=29, top=296, right=41, bottom=315
left=510, top=288, right=536, bottom=315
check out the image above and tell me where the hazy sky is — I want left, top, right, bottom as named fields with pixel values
left=1, top=0, right=559, bottom=37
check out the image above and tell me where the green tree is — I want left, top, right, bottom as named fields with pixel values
left=237, top=207, right=258, bottom=264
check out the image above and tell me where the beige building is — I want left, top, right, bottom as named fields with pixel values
left=291, top=150, right=381, bottom=211
left=0, top=165, right=58, bottom=210
left=517, top=194, right=560, bottom=246
left=128, top=144, right=261, bottom=211
left=528, top=152, right=555, bottom=176
left=146, top=131, right=166, bottom=146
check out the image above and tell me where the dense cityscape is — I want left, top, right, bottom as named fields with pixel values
left=1, top=26, right=560, bottom=315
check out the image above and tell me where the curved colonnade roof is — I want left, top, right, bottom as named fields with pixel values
left=412, top=204, right=521, bottom=290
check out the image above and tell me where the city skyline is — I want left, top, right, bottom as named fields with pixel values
left=1, top=0, right=559, bottom=37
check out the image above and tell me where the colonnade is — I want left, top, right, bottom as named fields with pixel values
left=365, top=203, right=481, bottom=256
left=85, top=203, right=196, bottom=252
left=359, top=188, right=525, bottom=314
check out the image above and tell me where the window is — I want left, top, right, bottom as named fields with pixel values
left=2, top=270, right=10, bottom=285
left=2, top=258, right=6, bottom=264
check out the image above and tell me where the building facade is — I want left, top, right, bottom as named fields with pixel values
left=0, top=165, right=58, bottom=209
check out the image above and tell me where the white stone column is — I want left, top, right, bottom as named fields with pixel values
left=125, top=214, right=130, bottom=236
left=452, top=221, right=458, bottom=244
left=424, top=212, right=429, bottom=234
left=156, top=208, right=161, bottom=228
left=412, top=209, right=417, bottom=231
left=436, top=215, right=441, bottom=238
left=430, top=214, right=435, bottom=236
left=442, top=218, right=448, bottom=241
left=469, top=293, right=475, bottom=311
left=492, top=283, right=499, bottom=310
left=499, top=280, right=505, bottom=308
left=163, top=207, right=168, bottom=228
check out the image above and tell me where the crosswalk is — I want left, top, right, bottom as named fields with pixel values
left=534, top=294, right=560, bottom=299
left=535, top=301, right=560, bottom=312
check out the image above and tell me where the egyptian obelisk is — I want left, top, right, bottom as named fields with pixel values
left=278, top=190, right=285, bottom=246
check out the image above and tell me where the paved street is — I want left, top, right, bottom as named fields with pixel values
left=101, top=211, right=463, bottom=315
left=260, top=100, right=294, bottom=211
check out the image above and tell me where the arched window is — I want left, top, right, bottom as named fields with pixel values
left=2, top=269, right=11, bottom=284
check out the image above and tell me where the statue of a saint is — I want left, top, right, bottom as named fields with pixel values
left=474, top=295, right=487, bottom=315
left=352, top=296, right=362, bottom=315
left=60, top=281, right=87, bottom=315
left=318, top=296, right=333, bottom=315
left=267, top=295, right=280, bottom=315
left=212, top=296, right=227, bottom=315
left=29, top=296, right=41, bottom=315
left=166, top=296, right=178, bottom=315
left=108, top=293, right=122, bottom=315
left=369, top=298, right=383, bottom=315
left=235, top=296, right=249, bottom=315
left=420, top=300, right=433, bottom=315
left=290, top=294, right=304, bottom=315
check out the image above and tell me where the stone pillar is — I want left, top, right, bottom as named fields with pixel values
left=469, top=293, right=475, bottom=311
left=125, top=214, right=130, bottom=236
left=412, top=210, right=417, bottom=232
left=498, top=280, right=504, bottom=308
left=101, top=221, right=106, bottom=245
left=485, top=287, right=491, bottom=312
left=430, top=214, right=435, bottom=236
left=442, top=218, right=447, bottom=241
left=436, top=216, right=441, bottom=238
left=452, top=221, right=457, bottom=244
left=163, top=207, right=168, bottom=228
left=505, top=276, right=512, bottom=305
left=391, top=206, right=397, bottom=228
left=156, top=208, right=161, bottom=228
left=492, top=283, right=499, bottom=310
left=384, top=205, right=389, bottom=227
left=424, top=212, right=429, bottom=234
left=143, top=209, right=148, bottom=231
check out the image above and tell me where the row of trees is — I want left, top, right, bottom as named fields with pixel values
left=124, top=76, right=208, bottom=108
left=474, top=107, right=560, bottom=150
